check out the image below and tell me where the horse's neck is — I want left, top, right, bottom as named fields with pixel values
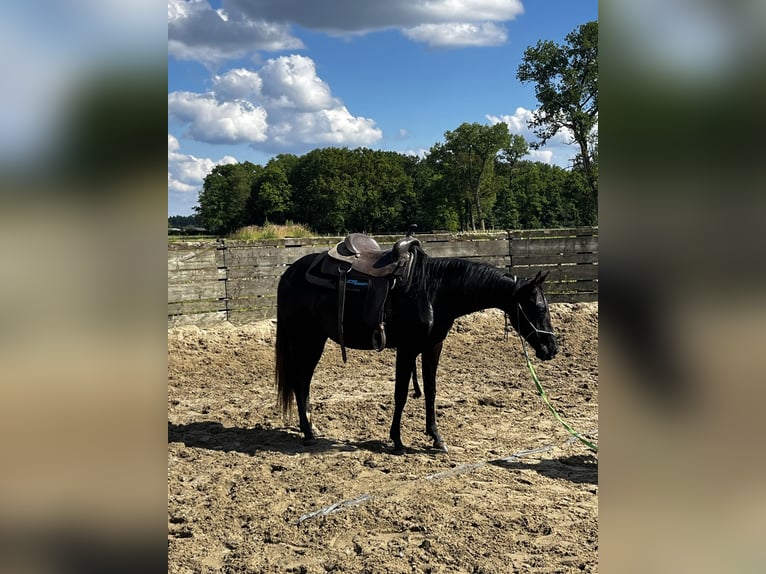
left=427, top=258, right=512, bottom=320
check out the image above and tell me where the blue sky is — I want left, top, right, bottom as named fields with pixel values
left=168, top=0, right=598, bottom=216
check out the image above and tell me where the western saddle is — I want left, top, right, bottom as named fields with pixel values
left=305, top=227, right=422, bottom=361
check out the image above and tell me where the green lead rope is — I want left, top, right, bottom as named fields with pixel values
left=522, top=344, right=599, bottom=453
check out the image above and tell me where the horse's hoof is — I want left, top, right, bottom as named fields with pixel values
left=433, top=441, right=448, bottom=453
left=392, top=445, right=407, bottom=455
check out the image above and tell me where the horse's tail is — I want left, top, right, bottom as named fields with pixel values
left=275, top=279, right=294, bottom=416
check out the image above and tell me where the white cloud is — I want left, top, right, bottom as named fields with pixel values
left=528, top=149, right=554, bottom=164
left=487, top=107, right=534, bottom=136
left=168, top=91, right=269, bottom=144
left=257, top=56, right=339, bottom=111
left=403, top=22, right=507, bottom=48
left=168, top=0, right=304, bottom=65
left=211, top=68, right=263, bottom=101
left=169, top=55, right=383, bottom=152
left=168, top=133, right=237, bottom=213
left=266, top=106, right=380, bottom=148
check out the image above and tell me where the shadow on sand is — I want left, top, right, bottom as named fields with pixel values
left=166, top=420, right=440, bottom=456
left=489, top=454, right=598, bottom=485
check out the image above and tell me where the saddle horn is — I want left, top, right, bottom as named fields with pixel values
left=393, top=236, right=421, bottom=260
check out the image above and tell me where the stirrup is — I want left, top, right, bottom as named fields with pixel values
left=372, top=323, right=386, bottom=351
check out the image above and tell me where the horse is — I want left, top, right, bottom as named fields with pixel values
left=275, top=244, right=558, bottom=454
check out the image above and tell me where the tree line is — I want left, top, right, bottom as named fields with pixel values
left=188, top=21, right=597, bottom=236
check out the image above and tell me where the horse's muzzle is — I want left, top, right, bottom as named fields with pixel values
left=536, top=340, right=558, bottom=361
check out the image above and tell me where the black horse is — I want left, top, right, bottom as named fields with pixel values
left=275, top=247, right=558, bottom=454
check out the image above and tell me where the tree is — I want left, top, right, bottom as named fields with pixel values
left=517, top=21, right=598, bottom=201
left=434, top=122, right=511, bottom=231
left=290, top=148, right=356, bottom=234
left=249, top=156, right=296, bottom=225
left=501, top=134, right=529, bottom=169
left=195, top=162, right=260, bottom=235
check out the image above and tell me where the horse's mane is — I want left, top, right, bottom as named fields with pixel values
left=413, top=255, right=511, bottom=298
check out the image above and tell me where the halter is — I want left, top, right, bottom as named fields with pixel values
left=504, top=283, right=555, bottom=344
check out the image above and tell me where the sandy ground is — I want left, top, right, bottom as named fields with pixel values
left=168, top=302, right=598, bottom=573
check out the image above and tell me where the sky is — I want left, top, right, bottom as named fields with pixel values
left=168, top=0, right=599, bottom=216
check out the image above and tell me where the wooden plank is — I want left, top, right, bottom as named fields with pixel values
left=226, top=276, right=282, bottom=299
left=226, top=294, right=277, bottom=311
left=283, top=237, right=342, bottom=248
left=510, top=252, right=598, bottom=266
left=508, top=227, right=598, bottom=239
left=218, top=245, right=325, bottom=268
left=168, top=281, right=225, bottom=303
left=504, top=264, right=598, bottom=282
left=223, top=237, right=341, bottom=249
left=168, top=311, right=227, bottom=328
left=168, top=240, right=219, bottom=251
left=510, top=236, right=598, bottom=257
left=419, top=233, right=455, bottom=243
left=168, top=267, right=226, bottom=284
left=547, top=292, right=598, bottom=304
left=167, top=299, right=225, bottom=315
left=168, top=247, right=217, bottom=271
left=225, top=265, right=289, bottom=279
left=544, top=280, right=599, bottom=293
left=227, top=307, right=278, bottom=325
left=423, top=240, right=510, bottom=258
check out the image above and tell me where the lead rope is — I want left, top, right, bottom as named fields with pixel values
left=509, top=306, right=598, bottom=453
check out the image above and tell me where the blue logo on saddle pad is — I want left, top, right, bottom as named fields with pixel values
left=346, top=278, right=368, bottom=288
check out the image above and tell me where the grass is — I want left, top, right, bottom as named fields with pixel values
left=228, top=222, right=315, bottom=241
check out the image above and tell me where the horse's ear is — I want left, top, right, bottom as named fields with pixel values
left=535, top=270, right=549, bottom=284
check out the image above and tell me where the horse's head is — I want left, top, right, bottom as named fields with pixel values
left=508, top=271, right=558, bottom=361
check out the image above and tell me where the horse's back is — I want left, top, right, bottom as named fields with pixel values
left=279, top=252, right=320, bottom=289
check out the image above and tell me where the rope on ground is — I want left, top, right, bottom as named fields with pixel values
left=296, top=493, right=372, bottom=524
left=295, top=433, right=596, bottom=524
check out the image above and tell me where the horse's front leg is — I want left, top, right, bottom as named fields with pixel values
left=423, top=341, right=447, bottom=452
left=389, top=351, right=416, bottom=454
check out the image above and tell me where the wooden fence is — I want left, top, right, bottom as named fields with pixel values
left=168, top=227, right=598, bottom=327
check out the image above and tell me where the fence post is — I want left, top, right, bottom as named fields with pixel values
left=506, top=229, right=513, bottom=271
left=217, top=238, right=230, bottom=322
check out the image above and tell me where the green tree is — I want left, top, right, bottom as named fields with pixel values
left=501, top=134, right=530, bottom=169
left=249, top=155, right=297, bottom=225
left=348, top=149, right=416, bottom=232
left=432, top=122, right=510, bottom=231
left=517, top=20, right=598, bottom=201
left=195, top=162, right=261, bottom=235
left=290, top=148, right=357, bottom=234
left=490, top=134, right=530, bottom=229
left=492, top=160, right=595, bottom=229
left=420, top=142, right=464, bottom=232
